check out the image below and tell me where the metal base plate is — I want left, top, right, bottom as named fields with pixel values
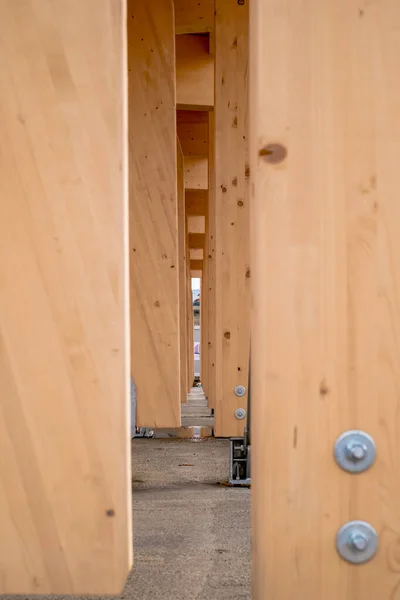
left=229, top=437, right=251, bottom=486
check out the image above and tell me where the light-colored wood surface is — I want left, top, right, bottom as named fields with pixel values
left=191, top=270, right=203, bottom=278
left=214, top=0, right=250, bottom=437
left=190, top=248, right=204, bottom=260
left=207, top=111, right=216, bottom=409
left=176, top=35, right=214, bottom=110
left=200, top=202, right=209, bottom=395
left=186, top=190, right=208, bottom=215
left=186, top=235, right=195, bottom=387
left=129, top=0, right=181, bottom=428
left=174, top=0, right=214, bottom=34
left=177, top=110, right=209, bottom=155
left=0, top=1, right=131, bottom=594
left=184, top=155, right=209, bottom=190
left=177, top=138, right=188, bottom=403
left=251, top=1, right=400, bottom=598
left=187, top=215, right=206, bottom=234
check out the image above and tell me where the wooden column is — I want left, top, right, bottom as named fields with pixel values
left=200, top=258, right=208, bottom=392
left=200, top=198, right=209, bottom=393
left=177, top=139, right=188, bottom=403
left=207, top=111, right=216, bottom=409
left=251, top=1, right=400, bottom=598
left=129, top=0, right=181, bottom=428
left=0, top=1, right=130, bottom=594
left=214, top=0, right=250, bottom=437
left=186, top=233, right=195, bottom=389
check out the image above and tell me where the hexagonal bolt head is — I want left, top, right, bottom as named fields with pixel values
left=346, top=442, right=368, bottom=461
left=349, top=532, right=369, bottom=552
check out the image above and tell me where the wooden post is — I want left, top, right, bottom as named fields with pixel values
left=201, top=247, right=209, bottom=393
left=129, top=0, right=181, bottom=428
left=214, top=0, right=250, bottom=437
left=177, top=139, right=188, bottom=403
left=207, top=111, right=216, bottom=409
left=0, top=1, right=130, bottom=594
left=251, top=1, right=400, bottom=598
left=187, top=232, right=195, bottom=389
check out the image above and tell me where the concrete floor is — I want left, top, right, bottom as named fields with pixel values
left=6, top=438, right=251, bottom=600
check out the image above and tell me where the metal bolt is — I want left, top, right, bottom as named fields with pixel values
left=336, top=520, right=378, bottom=564
left=334, top=431, right=376, bottom=474
left=234, top=385, right=246, bottom=397
left=346, top=442, right=367, bottom=461
left=349, top=532, right=369, bottom=552
left=235, top=408, right=246, bottom=420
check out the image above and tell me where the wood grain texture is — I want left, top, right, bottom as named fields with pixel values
left=0, top=0, right=130, bottom=594
left=186, top=234, right=195, bottom=387
left=129, top=0, right=181, bottom=427
left=176, top=35, right=214, bottom=110
left=207, top=111, right=216, bottom=409
left=250, top=1, right=400, bottom=598
left=187, top=215, right=206, bottom=233
left=174, top=0, right=214, bottom=34
left=177, top=110, right=209, bottom=155
left=186, top=190, right=208, bottom=215
left=201, top=204, right=209, bottom=395
left=177, top=138, right=188, bottom=403
left=184, top=155, right=209, bottom=190
left=214, top=0, right=250, bottom=437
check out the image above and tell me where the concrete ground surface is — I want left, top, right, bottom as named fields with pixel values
left=6, top=438, right=251, bottom=600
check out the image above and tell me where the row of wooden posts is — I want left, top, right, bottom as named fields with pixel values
left=131, top=0, right=250, bottom=438
left=1, top=0, right=400, bottom=598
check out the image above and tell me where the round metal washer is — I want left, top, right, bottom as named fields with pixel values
left=334, top=430, right=376, bottom=474
left=234, top=385, right=246, bottom=397
left=234, top=408, right=246, bottom=420
left=336, top=521, right=378, bottom=564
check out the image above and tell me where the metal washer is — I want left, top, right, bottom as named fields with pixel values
left=336, top=521, right=378, bottom=564
left=334, top=430, right=376, bottom=474
left=234, top=408, right=246, bottom=420
left=234, top=385, right=246, bottom=398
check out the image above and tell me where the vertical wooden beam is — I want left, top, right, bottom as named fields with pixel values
left=0, top=1, right=130, bottom=594
left=207, top=111, right=216, bottom=410
left=201, top=204, right=209, bottom=394
left=129, top=0, right=181, bottom=428
left=214, top=0, right=250, bottom=437
left=251, top=1, right=400, bottom=599
left=186, top=234, right=194, bottom=389
left=177, top=139, right=188, bottom=403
